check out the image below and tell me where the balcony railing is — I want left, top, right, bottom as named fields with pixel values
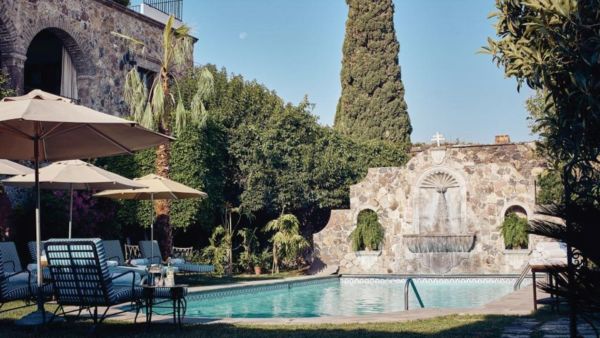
left=130, top=0, right=182, bottom=20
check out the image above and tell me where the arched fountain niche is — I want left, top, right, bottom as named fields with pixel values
left=404, top=168, right=475, bottom=255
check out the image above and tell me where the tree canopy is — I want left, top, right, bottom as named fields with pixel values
left=334, top=0, right=412, bottom=145
left=98, top=65, right=409, bottom=249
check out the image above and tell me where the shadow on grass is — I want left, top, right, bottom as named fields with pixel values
left=0, top=313, right=519, bottom=338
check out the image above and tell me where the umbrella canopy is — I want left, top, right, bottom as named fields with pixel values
left=94, top=174, right=207, bottom=200
left=2, top=160, right=146, bottom=238
left=3, top=159, right=146, bottom=190
left=0, top=159, right=33, bottom=175
left=0, top=90, right=172, bottom=161
left=95, top=174, right=206, bottom=259
left=0, top=89, right=172, bottom=324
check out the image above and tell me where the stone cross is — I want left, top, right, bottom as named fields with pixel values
left=431, top=132, right=445, bottom=147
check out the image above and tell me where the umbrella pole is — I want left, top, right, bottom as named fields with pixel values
left=68, top=184, right=73, bottom=239
left=150, top=193, right=154, bottom=263
left=16, top=135, right=54, bottom=326
left=34, top=138, right=43, bottom=314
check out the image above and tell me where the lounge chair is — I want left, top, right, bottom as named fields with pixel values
left=27, top=240, right=44, bottom=263
left=102, top=240, right=147, bottom=277
left=44, top=239, right=143, bottom=327
left=26, top=240, right=51, bottom=280
left=0, top=242, right=34, bottom=314
left=139, top=240, right=214, bottom=273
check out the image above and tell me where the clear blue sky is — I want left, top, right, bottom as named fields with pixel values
left=175, top=0, right=534, bottom=144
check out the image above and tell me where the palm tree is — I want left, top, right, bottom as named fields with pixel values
left=114, top=16, right=214, bottom=254
left=264, top=214, right=309, bottom=273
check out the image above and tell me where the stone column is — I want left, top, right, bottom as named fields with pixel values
left=1, top=52, right=26, bottom=94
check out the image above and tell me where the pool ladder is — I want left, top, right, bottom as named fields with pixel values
left=514, top=263, right=531, bottom=290
left=404, top=278, right=425, bottom=310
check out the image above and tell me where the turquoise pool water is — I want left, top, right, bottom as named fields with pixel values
left=174, top=277, right=525, bottom=318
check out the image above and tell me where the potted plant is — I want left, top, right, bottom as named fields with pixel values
left=500, top=212, right=529, bottom=249
left=252, top=254, right=262, bottom=275
left=351, top=209, right=385, bottom=251
left=254, top=249, right=272, bottom=275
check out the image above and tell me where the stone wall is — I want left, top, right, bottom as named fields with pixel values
left=314, top=142, right=548, bottom=275
left=0, top=0, right=183, bottom=114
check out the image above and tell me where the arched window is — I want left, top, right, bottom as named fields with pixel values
left=24, top=29, right=78, bottom=99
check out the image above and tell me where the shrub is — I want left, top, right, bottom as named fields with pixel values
left=500, top=213, right=529, bottom=249
left=351, top=209, right=384, bottom=251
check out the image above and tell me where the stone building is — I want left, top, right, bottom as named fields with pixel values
left=314, top=137, right=548, bottom=274
left=0, top=0, right=189, bottom=114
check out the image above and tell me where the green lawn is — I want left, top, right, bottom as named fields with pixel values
left=0, top=303, right=516, bottom=338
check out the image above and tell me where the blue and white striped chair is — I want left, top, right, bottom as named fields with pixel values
left=102, top=240, right=147, bottom=278
left=0, top=243, right=34, bottom=314
left=44, top=239, right=142, bottom=327
left=139, top=240, right=214, bottom=273
left=26, top=240, right=51, bottom=280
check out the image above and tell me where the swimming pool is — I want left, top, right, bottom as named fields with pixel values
left=174, top=276, right=528, bottom=318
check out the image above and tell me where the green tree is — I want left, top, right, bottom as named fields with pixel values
left=263, top=214, right=309, bottom=273
left=116, top=16, right=215, bottom=255
left=525, top=91, right=563, bottom=206
left=485, top=0, right=600, bottom=333
left=201, top=225, right=229, bottom=275
left=334, top=0, right=412, bottom=145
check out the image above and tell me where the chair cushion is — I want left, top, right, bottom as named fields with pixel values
left=111, top=272, right=142, bottom=286
left=4, top=271, right=29, bottom=285
left=170, top=258, right=185, bottom=265
left=106, top=260, right=119, bottom=267
left=130, top=258, right=149, bottom=266
left=173, top=263, right=214, bottom=273
left=26, top=264, right=52, bottom=280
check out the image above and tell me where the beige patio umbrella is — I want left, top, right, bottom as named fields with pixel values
left=3, top=160, right=146, bottom=238
left=95, top=174, right=207, bottom=259
left=0, top=159, right=33, bottom=175
left=0, top=89, right=172, bottom=325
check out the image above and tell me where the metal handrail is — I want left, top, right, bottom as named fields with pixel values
left=514, top=264, right=531, bottom=290
left=404, top=278, right=425, bottom=310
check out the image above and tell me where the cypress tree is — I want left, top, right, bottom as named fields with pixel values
left=334, top=0, right=412, bottom=144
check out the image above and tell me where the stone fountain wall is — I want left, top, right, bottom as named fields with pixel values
left=313, top=142, right=548, bottom=274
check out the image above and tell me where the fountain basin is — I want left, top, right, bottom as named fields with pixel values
left=403, top=234, right=475, bottom=253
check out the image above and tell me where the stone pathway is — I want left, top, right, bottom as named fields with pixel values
left=501, top=317, right=599, bottom=338
left=538, top=318, right=598, bottom=338
left=501, top=318, right=540, bottom=338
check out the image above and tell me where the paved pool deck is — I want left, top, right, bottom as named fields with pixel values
left=105, top=274, right=542, bottom=325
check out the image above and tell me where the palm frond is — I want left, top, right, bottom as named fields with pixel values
left=123, top=68, right=148, bottom=122
left=149, top=82, right=165, bottom=127
left=173, top=94, right=187, bottom=133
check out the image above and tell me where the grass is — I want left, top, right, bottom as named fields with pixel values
left=0, top=303, right=517, bottom=338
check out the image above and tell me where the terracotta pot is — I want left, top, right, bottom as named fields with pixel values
left=254, top=266, right=262, bottom=275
